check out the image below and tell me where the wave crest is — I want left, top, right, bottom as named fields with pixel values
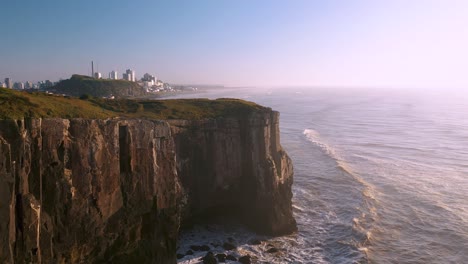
left=303, top=129, right=337, bottom=157
left=303, top=128, right=379, bottom=256
left=303, top=129, right=356, bottom=176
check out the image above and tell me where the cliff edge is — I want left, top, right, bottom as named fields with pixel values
left=0, top=89, right=296, bottom=263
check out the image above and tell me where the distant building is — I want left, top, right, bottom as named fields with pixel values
left=40, top=80, right=54, bottom=89
left=94, top=72, right=102, bottom=79
left=37, top=81, right=53, bottom=90
left=4, top=78, right=12, bottom=88
left=123, top=69, right=135, bottom=82
left=142, top=73, right=157, bottom=83
left=25, top=81, right=33, bottom=89
left=109, top=71, right=118, bottom=80
left=13, top=82, right=24, bottom=90
left=141, top=73, right=157, bottom=90
left=0, top=82, right=5, bottom=88
left=142, top=81, right=153, bottom=91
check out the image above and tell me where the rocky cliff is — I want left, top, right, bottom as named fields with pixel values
left=169, top=111, right=296, bottom=235
left=0, top=111, right=295, bottom=263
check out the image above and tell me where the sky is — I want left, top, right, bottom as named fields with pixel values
left=1, top=0, right=468, bottom=88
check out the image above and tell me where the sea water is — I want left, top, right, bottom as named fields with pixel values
left=172, top=87, right=468, bottom=263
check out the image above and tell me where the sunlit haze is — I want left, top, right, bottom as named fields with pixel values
left=1, top=0, right=467, bottom=88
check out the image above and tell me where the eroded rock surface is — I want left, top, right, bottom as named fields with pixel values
left=0, top=119, right=180, bottom=263
left=0, top=110, right=295, bottom=263
left=169, top=111, right=296, bottom=235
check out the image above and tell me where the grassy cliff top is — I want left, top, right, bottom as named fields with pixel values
left=0, top=88, right=268, bottom=120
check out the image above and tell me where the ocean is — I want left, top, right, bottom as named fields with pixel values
left=171, top=87, right=468, bottom=264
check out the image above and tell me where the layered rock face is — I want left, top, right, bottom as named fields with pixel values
left=0, top=111, right=295, bottom=263
left=169, top=111, right=296, bottom=235
left=0, top=119, right=181, bottom=264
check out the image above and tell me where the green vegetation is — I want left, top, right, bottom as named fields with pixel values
left=0, top=88, right=268, bottom=120
left=52, top=75, right=147, bottom=98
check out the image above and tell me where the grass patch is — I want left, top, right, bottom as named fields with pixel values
left=0, top=88, right=268, bottom=120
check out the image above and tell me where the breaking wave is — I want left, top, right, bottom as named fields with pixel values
left=303, top=128, right=378, bottom=260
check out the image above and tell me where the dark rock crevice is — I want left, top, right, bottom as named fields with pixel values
left=118, top=125, right=131, bottom=175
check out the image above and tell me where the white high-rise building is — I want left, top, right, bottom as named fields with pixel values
left=4, top=78, right=12, bottom=88
left=123, top=69, right=135, bottom=82
left=109, top=71, right=118, bottom=80
left=25, top=81, right=33, bottom=89
left=0, top=82, right=5, bottom=88
left=13, top=82, right=24, bottom=90
left=94, top=72, right=102, bottom=79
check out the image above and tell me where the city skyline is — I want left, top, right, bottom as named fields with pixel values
left=1, top=63, right=151, bottom=86
left=1, top=1, right=468, bottom=89
left=2, top=61, right=159, bottom=84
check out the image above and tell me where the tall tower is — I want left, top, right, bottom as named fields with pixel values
left=91, top=61, right=94, bottom=78
left=109, top=71, right=118, bottom=80
left=4, top=78, right=12, bottom=88
left=126, top=69, right=136, bottom=82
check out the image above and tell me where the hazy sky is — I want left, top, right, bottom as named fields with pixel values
left=1, top=0, right=467, bottom=88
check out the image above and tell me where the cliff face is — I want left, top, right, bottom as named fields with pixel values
left=0, top=119, right=181, bottom=264
left=0, top=111, right=295, bottom=263
left=169, top=111, right=296, bottom=235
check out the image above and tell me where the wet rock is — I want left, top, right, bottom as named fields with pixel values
left=190, top=245, right=202, bottom=251
left=216, top=253, right=226, bottom=262
left=185, top=250, right=194, bottom=255
left=226, top=254, right=237, bottom=261
left=202, top=252, right=217, bottom=264
left=249, top=239, right=262, bottom=245
left=223, top=242, right=236, bottom=250
left=200, top=245, right=211, bottom=251
left=211, top=242, right=220, bottom=248
left=238, top=255, right=252, bottom=264
left=266, top=247, right=279, bottom=253
left=177, top=253, right=185, bottom=259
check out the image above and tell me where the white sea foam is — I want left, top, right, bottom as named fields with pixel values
left=177, top=224, right=330, bottom=264
left=303, top=128, right=378, bottom=253
left=303, top=129, right=336, bottom=158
